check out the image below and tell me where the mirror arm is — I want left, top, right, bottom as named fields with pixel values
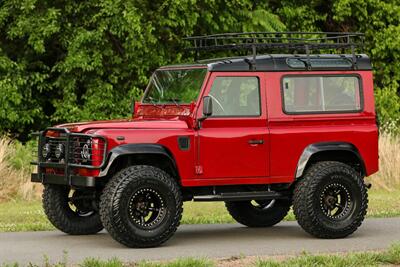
left=195, top=116, right=208, bottom=130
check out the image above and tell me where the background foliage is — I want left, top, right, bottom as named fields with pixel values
left=0, top=0, right=399, bottom=140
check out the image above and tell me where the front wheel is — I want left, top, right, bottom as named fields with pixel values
left=293, top=161, right=368, bottom=238
left=225, top=199, right=291, bottom=227
left=42, top=185, right=103, bottom=235
left=100, top=165, right=183, bottom=248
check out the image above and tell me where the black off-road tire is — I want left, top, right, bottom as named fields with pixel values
left=293, top=161, right=368, bottom=238
left=99, top=165, right=183, bottom=248
left=43, top=184, right=104, bottom=235
left=225, top=199, right=291, bottom=227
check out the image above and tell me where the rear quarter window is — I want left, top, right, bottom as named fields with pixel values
left=282, top=75, right=363, bottom=114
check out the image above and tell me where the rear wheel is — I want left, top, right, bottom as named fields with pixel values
left=42, top=184, right=103, bottom=235
left=293, top=161, right=368, bottom=238
left=100, top=165, right=182, bottom=248
left=225, top=199, right=291, bottom=227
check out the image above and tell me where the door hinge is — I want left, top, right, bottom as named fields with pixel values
left=195, top=165, right=203, bottom=175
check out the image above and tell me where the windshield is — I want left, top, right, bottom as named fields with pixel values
left=143, top=68, right=207, bottom=104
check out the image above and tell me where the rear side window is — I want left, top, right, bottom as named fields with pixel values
left=282, top=76, right=362, bottom=114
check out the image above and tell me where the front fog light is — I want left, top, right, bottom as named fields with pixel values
left=41, top=143, right=51, bottom=159
left=81, top=140, right=91, bottom=160
left=55, top=143, right=64, bottom=159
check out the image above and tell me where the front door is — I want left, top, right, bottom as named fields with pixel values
left=196, top=72, right=269, bottom=181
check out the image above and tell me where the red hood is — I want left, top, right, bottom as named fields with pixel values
left=57, top=119, right=190, bottom=132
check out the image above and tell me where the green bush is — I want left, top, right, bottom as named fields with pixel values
left=0, top=1, right=284, bottom=140
left=6, top=140, right=35, bottom=171
left=375, top=85, right=400, bottom=133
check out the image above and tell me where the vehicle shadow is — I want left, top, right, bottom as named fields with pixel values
left=171, top=224, right=310, bottom=245
left=35, top=223, right=312, bottom=249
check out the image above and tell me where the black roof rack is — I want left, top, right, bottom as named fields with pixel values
left=184, top=32, right=365, bottom=70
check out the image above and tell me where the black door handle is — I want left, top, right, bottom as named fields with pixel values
left=248, top=139, right=264, bottom=145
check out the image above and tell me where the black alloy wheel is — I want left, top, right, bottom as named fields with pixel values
left=43, top=184, right=103, bottom=235
left=68, top=189, right=97, bottom=217
left=319, top=182, right=353, bottom=220
left=127, top=188, right=167, bottom=229
left=293, top=161, right=368, bottom=239
left=100, top=165, right=182, bottom=248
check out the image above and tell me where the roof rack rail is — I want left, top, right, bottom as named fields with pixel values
left=184, top=32, right=364, bottom=70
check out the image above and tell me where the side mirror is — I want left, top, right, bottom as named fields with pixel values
left=196, top=96, right=213, bottom=129
left=202, top=96, right=213, bottom=117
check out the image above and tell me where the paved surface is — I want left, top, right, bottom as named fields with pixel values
left=1, top=218, right=400, bottom=265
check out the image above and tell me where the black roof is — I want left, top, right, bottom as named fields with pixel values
left=160, top=54, right=372, bottom=72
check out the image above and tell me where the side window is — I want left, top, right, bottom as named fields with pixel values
left=208, top=76, right=261, bottom=116
left=282, top=76, right=362, bottom=113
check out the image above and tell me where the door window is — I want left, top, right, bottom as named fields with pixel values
left=208, top=76, right=261, bottom=116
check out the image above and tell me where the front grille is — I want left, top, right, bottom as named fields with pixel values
left=33, top=128, right=107, bottom=169
left=69, top=136, right=106, bottom=167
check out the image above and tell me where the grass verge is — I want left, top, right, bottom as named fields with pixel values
left=82, top=257, right=214, bottom=267
left=255, top=243, right=400, bottom=267
left=2, top=243, right=399, bottom=267
left=0, top=189, right=399, bottom=232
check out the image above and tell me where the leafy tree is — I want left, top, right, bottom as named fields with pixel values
left=0, top=0, right=283, bottom=140
left=272, top=0, right=400, bottom=130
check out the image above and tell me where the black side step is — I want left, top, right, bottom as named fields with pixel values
left=193, top=191, right=289, bottom=202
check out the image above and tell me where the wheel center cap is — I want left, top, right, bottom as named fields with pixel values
left=137, top=202, right=147, bottom=211
left=325, top=196, right=337, bottom=207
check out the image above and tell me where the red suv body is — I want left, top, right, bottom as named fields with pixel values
left=50, top=62, right=378, bottom=186
left=32, top=32, right=379, bottom=248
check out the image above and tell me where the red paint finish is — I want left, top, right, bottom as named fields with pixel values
left=94, top=127, right=197, bottom=182
left=265, top=71, right=378, bottom=179
left=59, top=68, right=378, bottom=187
left=58, top=119, right=190, bottom=132
left=195, top=72, right=269, bottom=180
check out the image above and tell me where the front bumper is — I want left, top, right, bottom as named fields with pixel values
left=31, top=173, right=96, bottom=187
left=31, top=127, right=107, bottom=188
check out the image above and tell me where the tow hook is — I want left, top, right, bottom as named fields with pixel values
left=365, top=183, right=372, bottom=189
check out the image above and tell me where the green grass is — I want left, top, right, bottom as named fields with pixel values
left=3, top=243, right=399, bottom=267
left=0, top=189, right=399, bottom=232
left=0, top=200, right=53, bottom=232
left=1, top=257, right=214, bottom=267
left=255, top=243, right=400, bottom=267
left=365, top=189, right=400, bottom=218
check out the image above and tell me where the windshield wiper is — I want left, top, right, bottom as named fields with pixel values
left=145, top=96, right=164, bottom=109
left=167, top=98, right=181, bottom=107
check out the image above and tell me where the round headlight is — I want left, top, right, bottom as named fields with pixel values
left=55, top=143, right=64, bottom=159
left=41, top=143, right=51, bottom=159
left=81, top=140, right=91, bottom=160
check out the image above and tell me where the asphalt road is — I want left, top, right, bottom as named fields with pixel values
left=1, top=218, right=400, bottom=265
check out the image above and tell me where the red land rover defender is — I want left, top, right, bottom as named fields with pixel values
left=32, top=32, right=378, bottom=247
